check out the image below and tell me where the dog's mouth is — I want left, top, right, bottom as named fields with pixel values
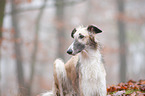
left=70, top=53, right=76, bottom=56
left=67, top=49, right=83, bottom=56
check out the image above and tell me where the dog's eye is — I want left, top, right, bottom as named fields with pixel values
left=79, top=35, right=84, bottom=39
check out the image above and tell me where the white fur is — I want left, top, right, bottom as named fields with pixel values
left=80, top=50, right=106, bottom=96
left=54, top=59, right=68, bottom=96
left=41, top=91, right=53, bottom=96
left=55, top=59, right=66, bottom=79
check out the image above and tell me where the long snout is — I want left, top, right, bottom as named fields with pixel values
left=67, top=42, right=74, bottom=55
left=67, top=41, right=85, bottom=55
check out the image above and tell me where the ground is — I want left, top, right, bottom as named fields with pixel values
left=107, top=80, right=145, bottom=96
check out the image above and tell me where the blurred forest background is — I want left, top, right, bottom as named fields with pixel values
left=0, top=0, right=145, bottom=96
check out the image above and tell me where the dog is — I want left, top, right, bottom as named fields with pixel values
left=42, top=25, right=106, bottom=96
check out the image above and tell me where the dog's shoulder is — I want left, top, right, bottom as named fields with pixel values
left=65, top=55, right=80, bottom=93
left=65, top=55, right=79, bottom=80
left=65, top=55, right=79, bottom=69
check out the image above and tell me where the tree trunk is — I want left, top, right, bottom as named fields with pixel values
left=56, top=0, right=65, bottom=60
left=0, top=0, right=5, bottom=45
left=28, top=0, right=47, bottom=95
left=117, top=0, right=127, bottom=82
left=11, top=0, right=26, bottom=95
left=0, top=0, right=6, bottom=95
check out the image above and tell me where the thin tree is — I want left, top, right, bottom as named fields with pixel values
left=0, top=0, right=6, bottom=95
left=28, top=0, right=47, bottom=95
left=0, top=0, right=5, bottom=45
left=116, top=0, right=127, bottom=82
left=55, top=0, right=66, bottom=60
left=11, top=0, right=26, bottom=95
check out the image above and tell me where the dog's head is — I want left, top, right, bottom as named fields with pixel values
left=67, top=25, right=102, bottom=55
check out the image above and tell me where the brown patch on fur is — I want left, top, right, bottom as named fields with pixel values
left=88, top=36, right=98, bottom=50
left=81, top=50, right=89, bottom=59
left=75, top=59, right=80, bottom=94
left=65, top=56, right=79, bottom=94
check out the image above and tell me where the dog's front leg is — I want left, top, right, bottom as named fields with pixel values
left=53, top=59, right=67, bottom=96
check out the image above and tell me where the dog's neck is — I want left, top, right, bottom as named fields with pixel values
left=79, top=48, right=102, bottom=61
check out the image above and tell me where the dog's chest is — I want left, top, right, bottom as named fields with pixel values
left=78, top=58, right=105, bottom=95
left=80, top=59, right=102, bottom=82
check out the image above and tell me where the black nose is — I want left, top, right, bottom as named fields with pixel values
left=67, top=49, right=73, bottom=54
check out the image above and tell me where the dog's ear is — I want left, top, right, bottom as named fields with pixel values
left=71, top=28, right=77, bottom=38
left=87, top=25, right=102, bottom=34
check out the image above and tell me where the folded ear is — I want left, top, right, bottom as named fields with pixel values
left=71, top=28, right=77, bottom=38
left=87, top=25, right=102, bottom=34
